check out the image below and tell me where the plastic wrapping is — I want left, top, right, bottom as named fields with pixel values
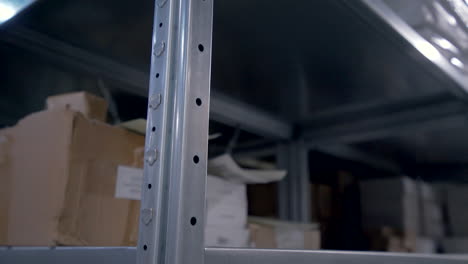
left=385, top=0, right=468, bottom=73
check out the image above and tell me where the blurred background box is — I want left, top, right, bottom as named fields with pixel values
left=366, top=227, right=436, bottom=253
left=205, top=156, right=285, bottom=248
left=442, top=238, right=468, bottom=253
left=204, top=227, right=250, bottom=248
left=418, top=183, right=444, bottom=238
left=0, top=94, right=144, bottom=246
left=205, top=174, right=249, bottom=247
left=360, top=177, right=420, bottom=236
left=310, top=184, right=333, bottom=222
left=248, top=217, right=321, bottom=250
left=206, top=174, right=247, bottom=229
left=0, top=129, right=13, bottom=245
left=446, top=185, right=468, bottom=236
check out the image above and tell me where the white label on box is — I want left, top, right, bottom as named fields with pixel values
left=115, top=166, right=143, bottom=200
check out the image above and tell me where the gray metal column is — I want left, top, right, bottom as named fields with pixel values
left=276, top=141, right=311, bottom=222
left=276, top=143, right=291, bottom=221
left=137, top=1, right=213, bottom=264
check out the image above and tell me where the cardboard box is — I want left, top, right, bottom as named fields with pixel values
left=413, top=238, right=436, bottom=254
left=442, top=238, right=468, bottom=253
left=366, top=227, right=434, bottom=253
left=360, top=177, right=420, bottom=236
left=248, top=217, right=321, bottom=250
left=46, top=91, right=108, bottom=122
left=205, top=227, right=250, bottom=247
left=415, top=182, right=444, bottom=238
left=446, top=185, right=468, bottom=236
left=0, top=109, right=144, bottom=246
left=204, top=175, right=249, bottom=248
left=0, top=129, right=12, bottom=245
left=206, top=175, right=247, bottom=228
left=310, top=184, right=333, bottom=221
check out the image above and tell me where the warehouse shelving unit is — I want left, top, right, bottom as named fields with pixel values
left=2, top=0, right=468, bottom=263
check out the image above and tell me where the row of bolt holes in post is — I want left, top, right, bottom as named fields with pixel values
left=143, top=6, right=206, bottom=252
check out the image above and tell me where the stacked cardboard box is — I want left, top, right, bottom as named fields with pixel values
left=446, top=185, right=468, bottom=236
left=360, top=177, right=441, bottom=253
left=204, top=175, right=250, bottom=247
left=442, top=238, right=468, bottom=253
left=442, top=184, right=468, bottom=253
left=365, top=227, right=436, bottom=253
left=360, top=177, right=420, bottom=236
left=310, top=184, right=333, bottom=222
left=0, top=128, right=12, bottom=245
left=0, top=92, right=144, bottom=246
left=248, top=217, right=320, bottom=249
left=418, top=183, right=444, bottom=238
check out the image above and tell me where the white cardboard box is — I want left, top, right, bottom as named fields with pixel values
left=204, top=175, right=249, bottom=247
left=418, top=183, right=444, bottom=238
left=206, top=175, right=247, bottom=228
left=248, top=217, right=321, bottom=250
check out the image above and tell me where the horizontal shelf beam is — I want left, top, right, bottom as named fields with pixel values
left=314, top=144, right=401, bottom=173
left=0, top=247, right=136, bottom=264
left=205, top=248, right=468, bottom=264
left=210, top=93, right=292, bottom=139
left=2, top=247, right=467, bottom=264
left=302, top=93, right=468, bottom=144
left=0, top=26, right=292, bottom=139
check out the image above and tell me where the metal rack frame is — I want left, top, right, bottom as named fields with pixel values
left=134, top=0, right=468, bottom=264
left=2, top=0, right=468, bottom=263
left=2, top=247, right=468, bottom=264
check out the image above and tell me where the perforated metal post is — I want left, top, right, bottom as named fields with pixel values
left=137, top=0, right=213, bottom=264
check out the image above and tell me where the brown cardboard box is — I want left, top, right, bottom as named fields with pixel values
left=0, top=128, right=12, bottom=245
left=365, top=227, right=435, bottom=253
left=46, top=91, right=108, bottom=121
left=0, top=109, right=144, bottom=246
left=249, top=217, right=321, bottom=250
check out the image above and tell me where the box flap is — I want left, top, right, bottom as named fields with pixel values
left=46, top=91, right=108, bottom=122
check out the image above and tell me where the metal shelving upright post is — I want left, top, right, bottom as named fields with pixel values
left=136, top=0, right=213, bottom=264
